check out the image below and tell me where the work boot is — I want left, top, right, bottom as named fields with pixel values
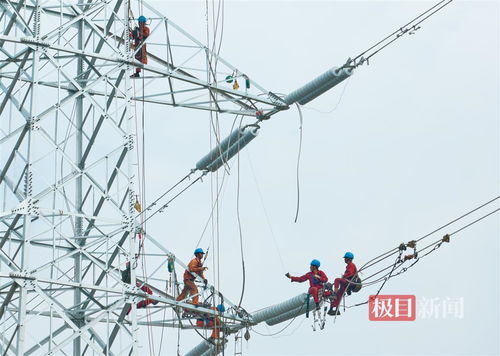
left=130, top=72, right=140, bottom=78
left=328, top=308, right=341, bottom=316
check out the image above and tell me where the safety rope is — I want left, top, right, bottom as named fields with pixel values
left=176, top=319, right=181, bottom=356
left=156, top=278, right=168, bottom=356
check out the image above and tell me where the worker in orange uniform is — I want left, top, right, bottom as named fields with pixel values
left=176, top=248, right=207, bottom=305
left=195, top=304, right=225, bottom=341
left=328, top=252, right=357, bottom=316
left=286, top=259, right=328, bottom=310
left=130, top=15, right=150, bottom=78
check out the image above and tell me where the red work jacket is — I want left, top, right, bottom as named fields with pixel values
left=343, top=261, right=357, bottom=279
left=291, top=270, right=328, bottom=287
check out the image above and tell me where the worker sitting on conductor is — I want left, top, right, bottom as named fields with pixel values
left=328, top=252, right=358, bottom=316
left=286, top=259, right=328, bottom=310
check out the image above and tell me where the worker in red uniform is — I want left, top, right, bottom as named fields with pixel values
left=130, top=15, right=150, bottom=77
left=286, top=259, right=328, bottom=310
left=122, top=263, right=158, bottom=314
left=195, top=304, right=225, bottom=341
left=328, top=252, right=357, bottom=316
left=176, top=248, right=207, bottom=305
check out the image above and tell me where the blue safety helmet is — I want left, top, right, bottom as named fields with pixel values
left=344, top=252, right=354, bottom=260
left=310, top=259, right=321, bottom=267
left=216, top=304, right=225, bottom=313
left=194, top=248, right=205, bottom=255
left=138, top=15, right=147, bottom=23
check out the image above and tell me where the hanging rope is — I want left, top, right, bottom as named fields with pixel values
left=236, top=117, right=246, bottom=308
left=157, top=279, right=168, bottom=356
left=293, top=103, right=303, bottom=223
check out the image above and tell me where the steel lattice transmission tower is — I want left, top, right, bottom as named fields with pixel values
left=0, top=0, right=288, bottom=354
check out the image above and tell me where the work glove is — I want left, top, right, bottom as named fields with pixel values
left=203, top=279, right=208, bottom=286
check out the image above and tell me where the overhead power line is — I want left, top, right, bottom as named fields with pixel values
left=348, top=0, right=455, bottom=68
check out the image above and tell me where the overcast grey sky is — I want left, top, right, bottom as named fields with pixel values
left=141, top=1, right=499, bottom=355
